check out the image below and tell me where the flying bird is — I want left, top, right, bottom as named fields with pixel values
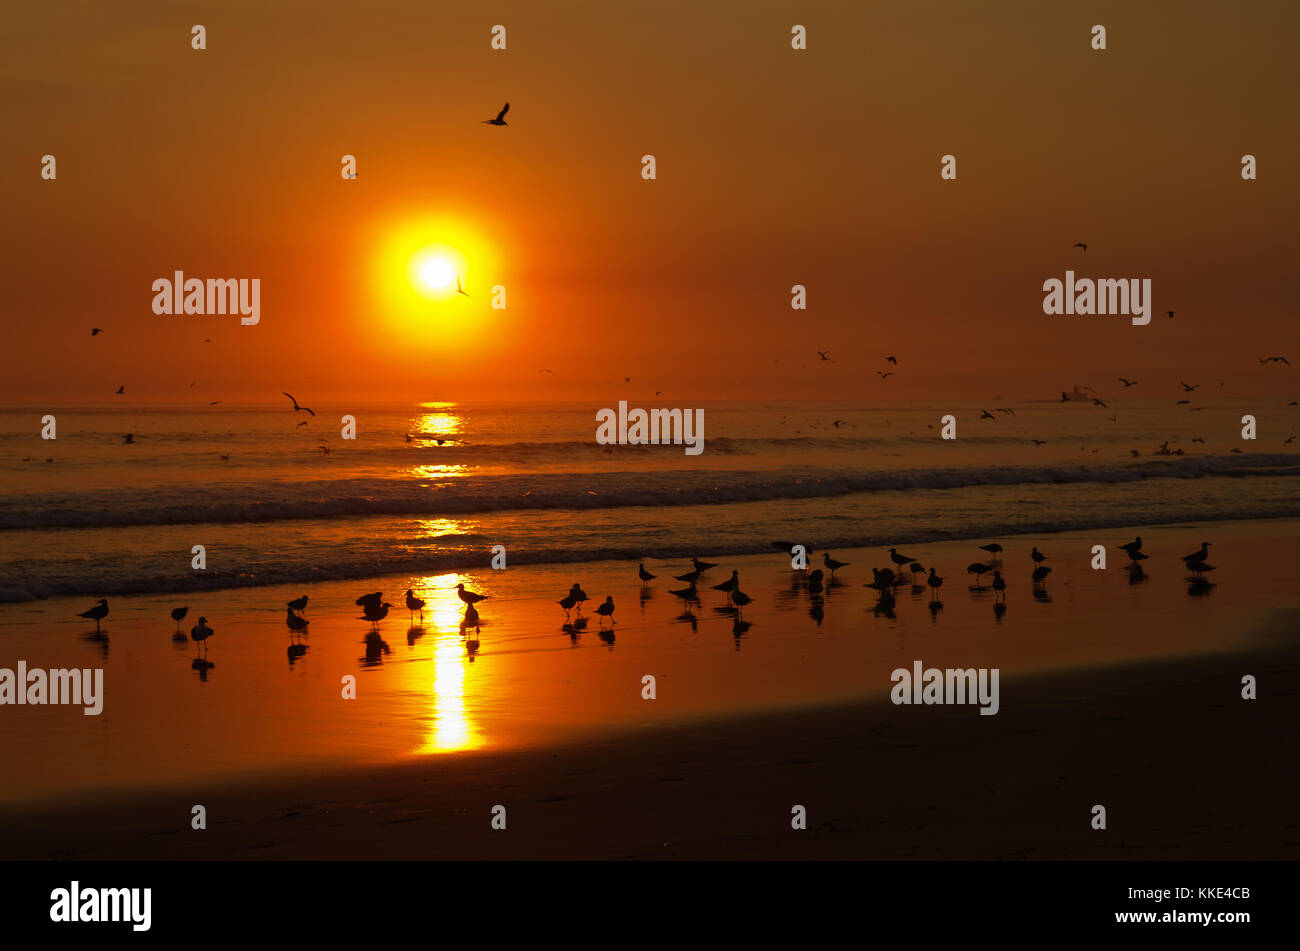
left=283, top=392, right=316, bottom=416
left=876, top=371, right=893, bottom=379
left=1179, top=381, right=1200, bottom=393
left=817, top=350, right=834, bottom=363
left=1118, top=378, right=1138, bottom=387
left=115, top=385, right=125, bottom=394
left=482, top=102, right=510, bottom=125
left=456, top=276, right=469, bottom=297
left=91, top=328, right=103, bottom=336
left=539, top=369, right=556, bottom=375
left=979, top=409, right=996, bottom=421
left=885, top=356, right=898, bottom=364
left=1092, top=398, right=1108, bottom=408
left=1166, top=310, right=1175, bottom=318
left=1260, top=356, right=1291, bottom=366
left=1073, top=242, right=1087, bottom=251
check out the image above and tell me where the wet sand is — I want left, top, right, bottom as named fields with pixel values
left=1, top=518, right=1298, bottom=858
left=2, top=635, right=1296, bottom=860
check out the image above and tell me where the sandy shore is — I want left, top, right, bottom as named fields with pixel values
left=3, top=630, right=1297, bottom=861
left=2, top=518, right=1298, bottom=859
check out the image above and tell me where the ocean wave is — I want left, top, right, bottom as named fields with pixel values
left=1, top=454, right=1297, bottom=530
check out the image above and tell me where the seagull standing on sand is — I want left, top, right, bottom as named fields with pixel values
left=1181, top=542, right=1211, bottom=569
left=888, top=548, right=915, bottom=572
left=405, top=588, right=426, bottom=622
left=823, top=552, right=849, bottom=575
left=482, top=102, right=510, bottom=125
left=455, top=583, right=489, bottom=607
left=170, top=606, right=188, bottom=631
left=691, top=557, right=718, bottom=573
left=359, top=601, right=391, bottom=629
left=638, top=563, right=656, bottom=585
left=78, top=599, right=109, bottom=633
left=190, top=617, right=214, bottom=655
left=712, top=570, right=740, bottom=603
left=557, top=593, right=577, bottom=618
left=731, top=588, right=753, bottom=615
left=595, top=596, right=615, bottom=628
left=568, top=583, right=589, bottom=614
left=285, top=606, right=309, bottom=636
left=979, top=543, right=1003, bottom=561
left=1031, top=546, right=1047, bottom=565
left=926, top=568, right=944, bottom=600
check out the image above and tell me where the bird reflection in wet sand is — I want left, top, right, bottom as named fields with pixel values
left=361, top=631, right=391, bottom=667
left=1187, top=577, right=1216, bottom=597
left=872, top=587, right=897, bottom=619
left=993, top=600, right=1007, bottom=622
left=731, top=616, right=751, bottom=649
left=287, top=641, right=308, bottom=666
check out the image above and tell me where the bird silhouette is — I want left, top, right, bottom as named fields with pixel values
left=1118, top=378, right=1138, bottom=387
left=115, top=385, right=125, bottom=394
left=78, top=599, right=109, bottom=633
left=876, top=371, right=893, bottom=379
left=282, top=392, right=316, bottom=415
left=456, top=276, right=469, bottom=297
left=1073, top=242, right=1087, bottom=251
left=1093, top=398, right=1108, bottom=408
left=404, top=588, right=426, bottom=622
left=287, top=595, right=308, bottom=612
left=190, top=616, right=214, bottom=656
left=455, top=583, right=489, bottom=606
left=285, top=606, right=309, bottom=636
left=979, top=409, right=996, bottom=421
left=482, top=102, right=509, bottom=125
left=638, top=563, right=655, bottom=584
left=123, top=433, right=134, bottom=444
left=817, top=350, right=834, bottom=363
left=712, top=570, right=740, bottom=602
left=823, top=552, right=848, bottom=574
left=595, top=596, right=615, bottom=628
left=1179, top=381, right=1200, bottom=392
left=885, top=356, right=898, bottom=364
left=1260, top=356, right=1291, bottom=366
left=91, top=328, right=103, bottom=336
left=170, top=606, right=189, bottom=631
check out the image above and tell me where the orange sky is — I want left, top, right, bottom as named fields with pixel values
left=3, top=0, right=1298, bottom=403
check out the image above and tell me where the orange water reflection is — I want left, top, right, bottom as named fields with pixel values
left=412, top=572, right=484, bottom=753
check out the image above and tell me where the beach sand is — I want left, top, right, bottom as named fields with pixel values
left=1, top=519, right=1297, bottom=859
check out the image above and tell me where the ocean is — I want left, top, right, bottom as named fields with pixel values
left=1, top=398, right=1298, bottom=602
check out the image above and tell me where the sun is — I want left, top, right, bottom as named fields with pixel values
left=367, top=212, right=504, bottom=345
left=418, top=256, right=455, bottom=293
left=407, top=243, right=467, bottom=301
